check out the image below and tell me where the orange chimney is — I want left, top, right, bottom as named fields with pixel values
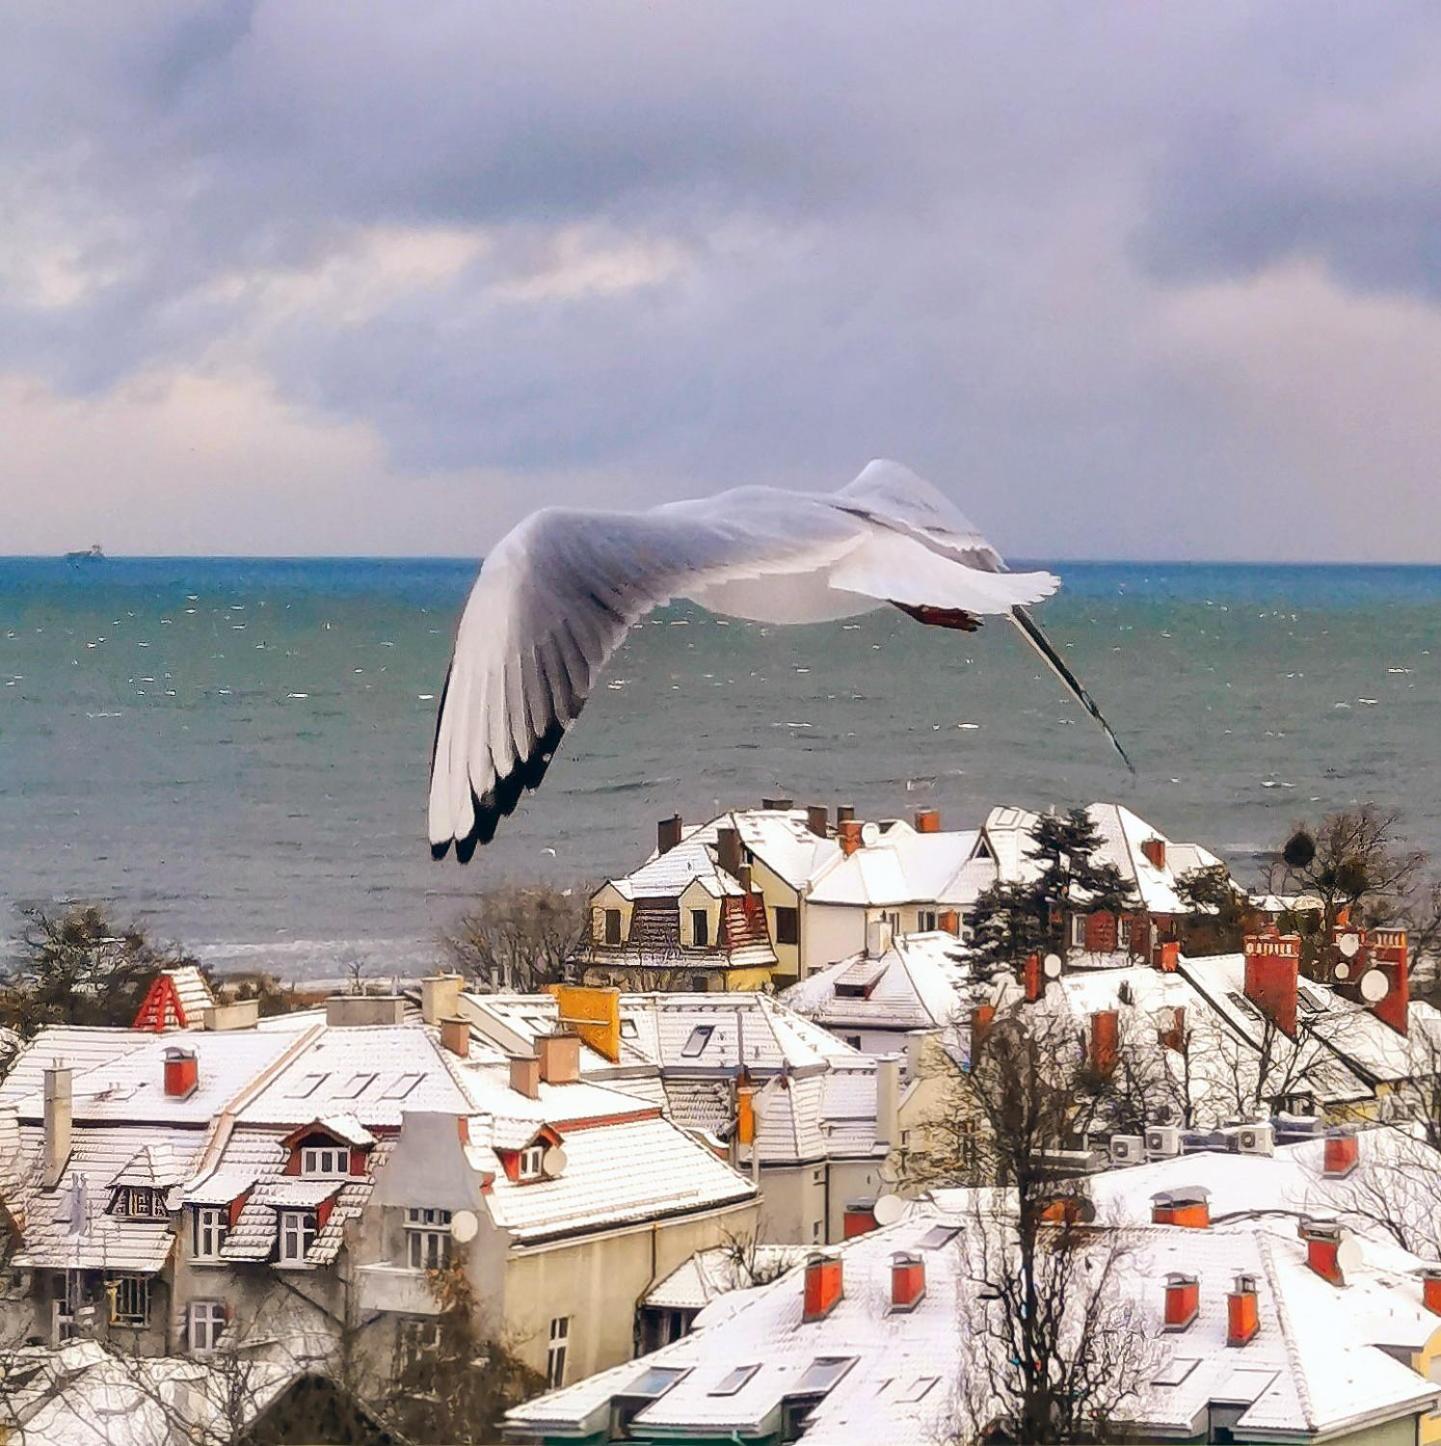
left=657, top=814, right=683, bottom=855
left=440, top=1017, right=469, bottom=1058
left=914, top=807, right=941, bottom=834
left=1368, top=928, right=1410, bottom=1036
left=537, top=1032, right=581, bottom=1086
left=1423, top=1268, right=1441, bottom=1316
left=1141, top=837, right=1166, bottom=870
left=509, top=1054, right=541, bottom=1100
left=839, top=820, right=863, bottom=856
left=1243, top=932, right=1300, bottom=1038
left=938, top=909, right=961, bottom=936
left=1323, top=1129, right=1359, bottom=1179
left=891, top=1252, right=926, bottom=1312
left=842, top=1200, right=877, bottom=1238
left=970, top=1004, right=995, bottom=1059
left=1023, top=953, right=1043, bottom=1003
left=1151, top=1189, right=1210, bottom=1229
left=1303, top=1222, right=1345, bottom=1285
left=803, top=1254, right=843, bottom=1321
left=1163, top=1272, right=1199, bottom=1331
left=163, top=1047, right=198, bottom=1099
left=1154, top=940, right=1180, bottom=973
left=1227, top=1274, right=1259, bottom=1346
left=1089, top=1009, right=1119, bottom=1075
left=736, top=1079, right=756, bottom=1146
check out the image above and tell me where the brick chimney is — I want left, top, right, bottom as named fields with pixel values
left=1368, top=928, right=1410, bottom=1035
left=891, top=1252, right=926, bottom=1312
left=762, top=796, right=793, bottom=812
left=657, top=814, right=684, bottom=855
left=1159, top=1005, right=1186, bottom=1054
left=43, top=1065, right=72, bottom=1189
left=1151, top=1188, right=1210, bottom=1229
left=1141, top=837, right=1167, bottom=870
left=1423, top=1268, right=1441, bottom=1316
left=1303, top=1221, right=1345, bottom=1285
left=163, top=1046, right=198, bottom=1099
left=421, top=973, right=463, bottom=1026
left=715, top=826, right=743, bottom=878
left=807, top=805, right=829, bottom=839
left=838, top=820, right=863, bottom=857
left=1163, top=1272, right=1199, bottom=1331
left=1227, top=1274, right=1259, bottom=1346
left=509, top=1054, right=541, bottom=1100
left=914, top=807, right=940, bottom=834
left=802, top=1253, right=843, bottom=1321
left=1243, top=932, right=1300, bottom=1038
left=537, top=1033, right=581, bottom=1086
left=1154, top=940, right=1180, bottom=973
left=1023, top=953, right=1043, bottom=1003
left=1323, top=1129, right=1359, bottom=1179
left=970, top=1004, right=995, bottom=1058
left=836, top=804, right=856, bottom=826
left=938, top=909, right=961, bottom=936
left=842, top=1200, right=877, bottom=1238
left=1089, top=1009, right=1119, bottom=1075
left=440, top=1016, right=470, bottom=1058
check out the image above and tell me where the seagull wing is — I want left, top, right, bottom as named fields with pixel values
left=429, top=498, right=863, bottom=860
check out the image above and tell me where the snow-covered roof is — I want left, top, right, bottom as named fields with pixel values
left=806, top=825, right=983, bottom=908
left=645, top=1243, right=808, bottom=1311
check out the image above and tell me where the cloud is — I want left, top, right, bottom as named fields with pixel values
left=3, top=2, right=1440, bottom=557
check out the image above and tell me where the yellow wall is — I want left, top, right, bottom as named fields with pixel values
left=745, top=855, right=802, bottom=983
left=1411, top=1321, right=1441, bottom=1446
left=588, top=882, right=633, bottom=945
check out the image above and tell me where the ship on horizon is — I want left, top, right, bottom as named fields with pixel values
left=64, top=543, right=104, bottom=563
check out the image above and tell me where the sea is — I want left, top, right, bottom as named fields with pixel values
left=2, top=557, right=1438, bottom=981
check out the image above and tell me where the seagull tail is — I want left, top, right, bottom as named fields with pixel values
left=1009, top=605, right=1135, bottom=774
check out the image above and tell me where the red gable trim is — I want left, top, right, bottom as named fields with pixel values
left=132, top=974, right=187, bottom=1032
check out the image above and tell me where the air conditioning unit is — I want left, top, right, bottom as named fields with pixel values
left=1145, top=1126, right=1181, bottom=1159
left=1109, top=1134, right=1145, bottom=1166
left=1237, top=1123, right=1275, bottom=1156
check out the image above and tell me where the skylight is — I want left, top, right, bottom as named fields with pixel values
left=710, top=1364, right=761, bottom=1397
left=619, top=1019, right=638, bottom=1038
left=896, top=1376, right=940, bottom=1404
left=793, top=1357, right=856, bottom=1395
left=1227, top=991, right=1262, bottom=1021
left=1152, top=1357, right=1199, bottom=1388
left=285, top=1072, right=329, bottom=1099
left=681, top=1025, right=715, bottom=1058
left=918, top=1225, right=961, bottom=1250
left=334, top=1072, right=377, bottom=1099
left=627, top=1366, right=689, bottom=1398
left=380, top=1072, right=424, bottom=1100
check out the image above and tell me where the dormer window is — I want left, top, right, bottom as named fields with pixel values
left=111, top=1187, right=168, bottom=1220
left=300, top=1145, right=350, bottom=1178
left=278, top=1210, right=316, bottom=1264
left=518, top=1144, right=545, bottom=1181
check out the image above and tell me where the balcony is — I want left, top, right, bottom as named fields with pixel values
left=356, top=1264, right=441, bottom=1315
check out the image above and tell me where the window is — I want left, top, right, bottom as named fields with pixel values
left=285, top=1072, right=329, bottom=1099
left=405, top=1207, right=453, bottom=1269
left=113, top=1187, right=168, bottom=1220
left=1153, top=1357, right=1200, bottom=1388
left=774, top=906, right=799, bottom=946
left=896, top=1376, right=940, bottom=1404
left=399, top=1318, right=444, bottom=1371
left=301, top=1145, right=350, bottom=1177
left=188, top=1301, right=226, bottom=1353
left=918, top=1224, right=961, bottom=1250
left=691, top=909, right=710, bottom=947
left=919, top=910, right=938, bottom=932
left=1118, top=916, right=1133, bottom=950
left=380, top=1072, right=425, bottom=1101
left=794, top=1357, right=856, bottom=1394
left=884, top=911, right=901, bottom=934
left=619, top=1018, right=637, bottom=1038
left=546, top=1316, right=569, bottom=1388
left=844, top=1035, right=862, bottom=1050
left=334, top=1072, right=377, bottom=1100
left=689, top=974, right=710, bottom=993
left=518, top=1144, right=545, bottom=1181
left=681, top=1025, right=715, bottom=1058
left=278, top=1210, right=316, bottom=1264
left=108, top=1274, right=150, bottom=1327
left=811, top=1219, right=822, bottom=1243
left=193, top=1206, right=227, bottom=1260
left=604, top=909, right=623, bottom=945
left=1069, top=914, right=1086, bottom=949
left=711, top=1363, right=762, bottom=1396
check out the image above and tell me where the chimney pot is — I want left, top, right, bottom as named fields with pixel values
left=1089, top=1009, right=1119, bottom=1076
left=1023, top=953, right=1043, bottom=1004
left=163, top=1047, right=198, bottom=1099
left=914, top=807, right=941, bottom=834
left=509, top=1054, right=541, bottom=1100
left=835, top=804, right=856, bottom=825
left=843, top=1199, right=878, bottom=1238
left=1243, top=932, right=1301, bottom=1038
left=1141, top=837, right=1167, bottom=871
left=802, top=1253, right=843, bottom=1321
left=839, top=820, right=863, bottom=857
left=421, top=974, right=463, bottom=1027
left=762, top=796, right=793, bottom=813
left=969, top=1004, right=995, bottom=1060
left=806, top=805, right=829, bottom=839
left=1154, top=939, right=1180, bottom=973
left=536, top=1032, right=581, bottom=1086
left=440, top=1016, right=470, bottom=1058
left=1151, top=1188, right=1210, bottom=1229
left=1163, top=1272, right=1199, bottom=1331
left=1323, top=1129, right=1359, bottom=1179
left=657, top=814, right=684, bottom=855
left=891, top=1251, right=926, bottom=1312
left=1368, top=928, right=1410, bottom=1036
left=1227, top=1274, right=1259, bottom=1346
left=1303, top=1223, right=1345, bottom=1285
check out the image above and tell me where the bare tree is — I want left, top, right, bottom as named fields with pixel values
left=441, top=885, right=588, bottom=992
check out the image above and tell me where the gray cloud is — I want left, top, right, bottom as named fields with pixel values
left=4, top=1, right=1441, bottom=558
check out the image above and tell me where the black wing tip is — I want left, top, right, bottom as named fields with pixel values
left=434, top=718, right=568, bottom=864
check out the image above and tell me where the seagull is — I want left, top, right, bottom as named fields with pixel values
left=429, top=460, right=1132, bottom=860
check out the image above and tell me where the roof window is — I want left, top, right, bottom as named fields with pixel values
left=918, top=1224, right=961, bottom=1250
left=380, top=1072, right=424, bottom=1100
left=710, top=1364, right=762, bottom=1397
left=619, top=1018, right=638, bottom=1038
left=895, top=1376, right=940, bottom=1404
left=681, top=1025, right=715, bottom=1058
left=627, top=1365, right=689, bottom=1398
left=285, top=1072, right=329, bottom=1099
left=334, top=1072, right=377, bottom=1100
left=1152, top=1357, right=1200, bottom=1388
left=793, top=1357, right=856, bottom=1395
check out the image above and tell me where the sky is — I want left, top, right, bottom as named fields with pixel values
left=3, top=2, right=1440, bottom=561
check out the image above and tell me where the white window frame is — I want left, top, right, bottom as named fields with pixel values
left=919, top=910, right=938, bottom=932
left=278, top=1209, right=316, bottom=1264
left=547, top=1316, right=570, bottom=1388
left=188, top=1300, right=226, bottom=1353
left=1069, top=913, right=1087, bottom=949
left=109, top=1274, right=150, bottom=1327
left=1118, top=915, right=1134, bottom=950
left=400, top=1317, right=444, bottom=1371
left=300, top=1144, right=349, bottom=1177
left=405, top=1207, right=453, bottom=1269
left=193, top=1206, right=227, bottom=1261
left=518, top=1144, right=545, bottom=1181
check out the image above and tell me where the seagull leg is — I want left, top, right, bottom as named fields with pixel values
left=890, top=601, right=983, bottom=632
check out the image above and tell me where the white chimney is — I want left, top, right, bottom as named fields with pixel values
left=875, top=1056, right=900, bottom=1149
left=865, top=917, right=893, bottom=959
left=421, top=974, right=463, bottom=1027
left=44, top=1065, right=72, bottom=1189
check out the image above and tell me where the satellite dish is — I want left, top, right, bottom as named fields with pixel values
left=1333, top=960, right=1350, bottom=981
left=1336, top=1237, right=1363, bottom=1275
left=872, top=1194, right=906, bottom=1227
left=1338, top=933, right=1361, bottom=959
left=451, top=1209, right=479, bottom=1243
left=1358, top=969, right=1388, bottom=1003
left=860, top=822, right=881, bottom=847
left=542, top=1146, right=568, bottom=1178
left=1043, top=953, right=1063, bottom=979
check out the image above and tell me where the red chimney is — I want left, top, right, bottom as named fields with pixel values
left=715, top=826, right=743, bottom=878
left=1227, top=1274, right=1259, bottom=1346
left=1423, top=1268, right=1441, bottom=1316
left=1089, top=1009, right=1119, bottom=1075
left=970, top=1004, right=995, bottom=1058
left=1159, top=1005, right=1186, bottom=1054
left=1303, top=1222, right=1344, bottom=1285
left=838, top=820, right=863, bottom=857
left=1151, top=1189, right=1210, bottom=1230
left=891, top=1252, right=926, bottom=1312
left=1368, top=928, right=1410, bottom=1035
left=842, top=1201, right=877, bottom=1239
left=803, top=1253, right=843, bottom=1321
left=914, top=807, right=941, bottom=834
left=938, top=909, right=961, bottom=936
left=1163, top=1272, right=1199, bottom=1331
left=1141, top=837, right=1167, bottom=871
left=163, top=1047, right=198, bottom=1099
left=1323, top=1129, right=1359, bottom=1179
left=1154, top=940, right=1180, bottom=973
left=440, top=1016, right=469, bottom=1058
left=1243, top=932, right=1300, bottom=1038
left=1023, top=953, right=1043, bottom=1003
left=657, top=814, right=683, bottom=855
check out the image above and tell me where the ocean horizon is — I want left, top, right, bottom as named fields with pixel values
left=4, top=556, right=1438, bottom=979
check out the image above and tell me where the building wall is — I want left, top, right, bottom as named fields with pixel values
left=801, top=903, right=866, bottom=977
left=745, top=856, right=802, bottom=984
left=588, top=884, right=634, bottom=945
